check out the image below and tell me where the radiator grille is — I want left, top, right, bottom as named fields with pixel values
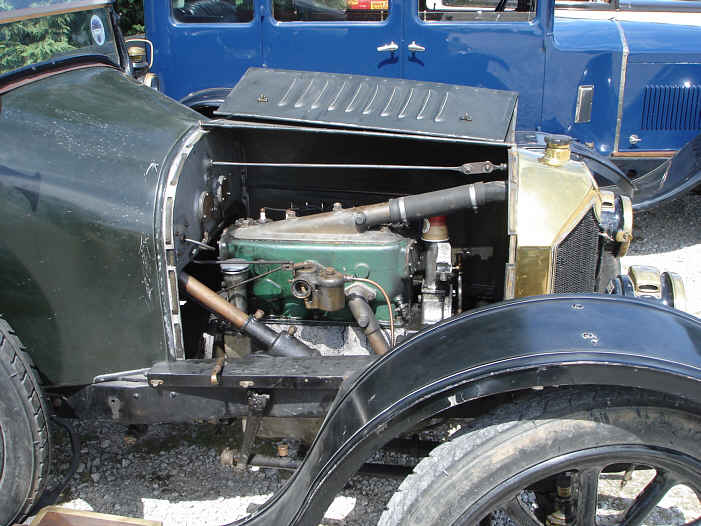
left=641, top=85, right=701, bottom=131
left=553, top=209, right=600, bottom=293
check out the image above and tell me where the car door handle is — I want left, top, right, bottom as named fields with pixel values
left=408, top=41, right=426, bottom=52
left=377, top=41, right=399, bottom=53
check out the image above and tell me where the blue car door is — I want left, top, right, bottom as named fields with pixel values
left=145, top=0, right=263, bottom=101
left=261, top=0, right=402, bottom=78
left=401, top=0, right=546, bottom=129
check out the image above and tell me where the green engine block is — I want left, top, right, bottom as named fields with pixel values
left=219, top=223, right=414, bottom=322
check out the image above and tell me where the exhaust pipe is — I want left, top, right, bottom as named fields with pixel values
left=180, top=272, right=317, bottom=358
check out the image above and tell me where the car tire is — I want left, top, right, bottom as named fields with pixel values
left=378, top=388, right=701, bottom=526
left=0, top=317, right=51, bottom=526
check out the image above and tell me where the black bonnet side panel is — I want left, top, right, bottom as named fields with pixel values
left=216, top=68, right=518, bottom=143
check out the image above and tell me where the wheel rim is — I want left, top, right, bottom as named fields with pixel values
left=457, top=445, right=701, bottom=526
left=0, top=419, right=4, bottom=482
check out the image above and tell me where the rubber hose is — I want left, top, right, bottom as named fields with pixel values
left=387, top=181, right=506, bottom=223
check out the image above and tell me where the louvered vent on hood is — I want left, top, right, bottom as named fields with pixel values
left=641, top=85, right=701, bottom=131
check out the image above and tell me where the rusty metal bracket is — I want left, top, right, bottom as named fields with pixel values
left=236, top=391, right=270, bottom=470
left=210, top=356, right=225, bottom=385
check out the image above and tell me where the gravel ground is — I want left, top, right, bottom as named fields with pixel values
left=621, top=192, right=701, bottom=317
left=43, top=192, right=701, bottom=526
left=46, top=420, right=403, bottom=526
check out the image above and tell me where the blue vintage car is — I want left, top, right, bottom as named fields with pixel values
left=142, top=0, right=701, bottom=206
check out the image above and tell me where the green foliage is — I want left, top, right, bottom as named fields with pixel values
left=0, top=13, right=78, bottom=73
left=114, top=0, right=144, bottom=35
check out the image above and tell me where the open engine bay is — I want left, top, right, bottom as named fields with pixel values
left=156, top=106, right=644, bottom=369
left=169, top=122, right=518, bottom=361
left=155, top=69, right=641, bottom=366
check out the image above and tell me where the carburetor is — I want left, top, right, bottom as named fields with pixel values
left=291, top=263, right=346, bottom=312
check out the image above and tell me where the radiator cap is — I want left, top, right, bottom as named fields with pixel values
left=541, top=135, right=572, bottom=166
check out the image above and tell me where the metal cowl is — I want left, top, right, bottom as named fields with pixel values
left=514, top=148, right=600, bottom=298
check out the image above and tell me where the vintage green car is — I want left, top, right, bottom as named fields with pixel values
left=1, top=2, right=700, bottom=526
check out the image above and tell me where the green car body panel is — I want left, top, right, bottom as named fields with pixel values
left=0, top=66, right=200, bottom=385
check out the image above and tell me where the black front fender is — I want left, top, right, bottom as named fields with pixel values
left=232, top=294, right=701, bottom=526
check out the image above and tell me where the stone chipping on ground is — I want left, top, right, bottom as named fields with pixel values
left=621, top=192, right=701, bottom=317
left=44, top=193, right=701, bottom=526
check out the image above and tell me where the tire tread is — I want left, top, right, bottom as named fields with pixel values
left=0, top=316, right=51, bottom=522
left=379, top=388, right=700, bottom=526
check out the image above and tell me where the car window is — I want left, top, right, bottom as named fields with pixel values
left=273, top=0, right=389, bottom=22
left=172, top=0, right=254, bottom=23
left=418, top=0, right=536, bottom=21
left=0, top=0, right=82, bottom=9
left=554, top=0, right=612, bottom=9
left=554, top=0, right=701, bottom=10
left=0, top=6, right=119, bottom=76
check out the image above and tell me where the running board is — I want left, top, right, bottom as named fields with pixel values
left=147, top=355, right=373, bottom=390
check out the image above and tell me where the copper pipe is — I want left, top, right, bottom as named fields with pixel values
left=347, top=294, right=390, bottom=356
left=180, top=272, right=316, bottom=357
left=367, top=330, right=390, bottom=356
left=345, top=276, right=395, bottom=348
left=180, top=272, right=249, bottom=327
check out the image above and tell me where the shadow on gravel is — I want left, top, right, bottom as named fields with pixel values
left=596, top=495, right=689, bottom=526
left=628, top=194, right=701, bottom=256
left=50, top=420, right=400, bottom=526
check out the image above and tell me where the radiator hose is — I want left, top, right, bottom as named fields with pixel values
left=359, top=181, right=507, bottom=228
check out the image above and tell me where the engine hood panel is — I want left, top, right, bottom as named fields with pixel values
left=215, top=68, right=518, bottom=144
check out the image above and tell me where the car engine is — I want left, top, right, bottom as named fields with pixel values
left=188, top=180, right=508, bottom=359
left=166, top=120, right=638, bottom=364
left=215, top=180, right=506, bottom=354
